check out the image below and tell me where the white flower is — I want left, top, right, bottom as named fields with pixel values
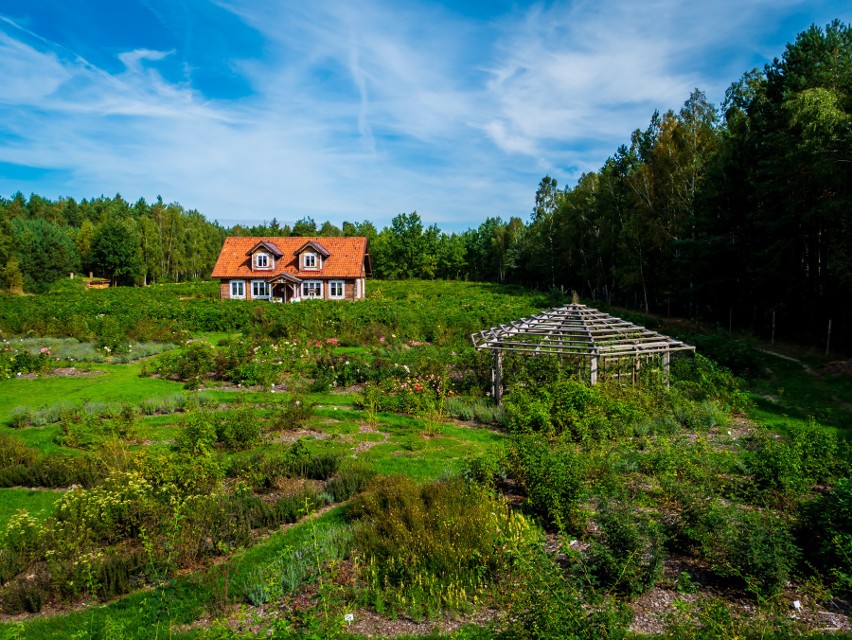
left=344, top=613, right=354, bottom=625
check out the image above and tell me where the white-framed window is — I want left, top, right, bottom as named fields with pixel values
left=302, top=253, right=318, bottom=269
left=302, top=280, right=322, bottom=298
left=230, top=280, right=245, bottom=299
left=252, top=280, right=271, bottom=299
left=329, top=280, right=344, bottom=299
left=255, top=253, right=271, bottom=269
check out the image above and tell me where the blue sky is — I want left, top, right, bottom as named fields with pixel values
left=0, top=1, right=847, bottom=232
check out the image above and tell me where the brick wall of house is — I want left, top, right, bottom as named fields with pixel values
left=219, top=281, right=229, bottom=299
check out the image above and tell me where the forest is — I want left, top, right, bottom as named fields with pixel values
left=1, top=21, right=849, bottom=350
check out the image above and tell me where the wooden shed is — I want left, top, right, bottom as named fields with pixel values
left=471, top=304, right=695, bottom=403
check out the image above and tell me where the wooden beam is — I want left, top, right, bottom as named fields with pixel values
left=492, top=351, right=503, bottom=405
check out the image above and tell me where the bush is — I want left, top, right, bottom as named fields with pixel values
left=269, top=396, right=314, bottom=431
left=326, top=462, right=377, bottom=502
left=0, top=571, right=49, bottom=614
left=671, top=354, right=749, bottom=411
left=509, top=435, right=585, bottom=533
left=799, top=478, right=852, bottom=596
left=463, top=449, right=508, bottom=488
left=94, top=547, right=146, bottom=600
left=282, top=440, right=341, bottom=480
left=0, top=433, right=38, bottom=468
left=584, top=499, right=665, bottom=596
left=176, top=411, right=218, bottom=455
left=505, top=379, right=643, bottom=442
left=351, top=475, right=511, bottom=618
left=0, top=452, right=102, bottom=489
left=748, top=421, right=840, bottom=498
left=154, top=341, right=216, bottom=383
left=497, top=510, right=631, bottom=640
left=688, top=500, right=798, bottom=599
left=215, top=408, right=263, bottom=451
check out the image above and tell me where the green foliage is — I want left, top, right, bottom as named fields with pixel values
left=497, top=509, right=631, bottom=640
left=584, top=499, right=665, bottom=596
left=689, top=330, right=759, bottom=375
left=672, top=354, right=750, bottom=411
left=351, top=476, right=510, bottom=619
left=90, top=218, right=143, bottom=285
left=235, top=524, right=352, bottom=606
left=269, top=395, right=314, bottom=430
left=153, top=341, right=217, bottom=385
left=214, top=407, right=263, bottom=451
left=748, top=421, right=840, bottom=498
left=799, top=478, right=852, bottom=596
left=176, top=411, right=218, bottom=455
left=678, top=499, right=798, bottom=599
left=0, top=451, right=102, bottom=489
left=325, top=462, right=376, bottom=502
left=11, top=217, right=80, bottom=293
left=508, top=435, right=585, bottom=533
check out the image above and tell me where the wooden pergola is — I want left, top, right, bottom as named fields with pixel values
left=471, top=304, right=695, bottom=403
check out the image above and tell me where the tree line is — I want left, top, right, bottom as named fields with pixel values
left=0, top=194, right=227, bottom=291
left=1, top=21, right=848, bottom=348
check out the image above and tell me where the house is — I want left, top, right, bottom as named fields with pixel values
left=211, top=236, right=371, bottom=302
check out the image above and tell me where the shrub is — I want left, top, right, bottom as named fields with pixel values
left=505, top=379, right=643, bottom=442
left=236, top=523, right=354, bottom=606
left=269, top=396, right=314, bottom=431
left=497, top=509, right=631, bottom=640
left=799, top=478, right=852, bottom=596
left=0, top=434, right=38, bottom=468
left=0, top=452, right=102, bottom=489
left=463, top=449, right=508, bottom=488
left=749, top=421, right=840, bottom=498
left=283, top=440, right=341, bottom=480
left=509, top=435, right=585, bottom=533
left=94, top=547, right=147, bottom=600
left=351, top=475, right=511, bottom=618
left=215, top=408, right=263, bottom=451
left=584, top=499, right=665, bottom=596
left=154, top=341, right=216, bottom=383
left=671, top=354, right=749, bottom=411
left=689, top=500, right=798, bottom=599
left=0, top=571, right=49, bottom=614
left=6, top=407, right=33, bottom=429
left=325, top=462, right=376, bottom=502
left=176, top=411, right=218, bottom=455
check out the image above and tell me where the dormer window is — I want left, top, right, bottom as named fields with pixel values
left=303, top=253, right=318, bottom=269
left=255, top=253, right=271, bottom=269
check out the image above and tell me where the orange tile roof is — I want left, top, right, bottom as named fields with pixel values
left=211, top=236, right=369, bottom=280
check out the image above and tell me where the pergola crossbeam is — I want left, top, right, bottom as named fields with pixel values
left=472, top=303, right=695, bottom=402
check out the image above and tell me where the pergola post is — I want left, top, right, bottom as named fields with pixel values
left=492, top=351, right=503, bottom=405
left=590, top=354, right=598, bottom=386
left=663, top=352, right=670, bottom=387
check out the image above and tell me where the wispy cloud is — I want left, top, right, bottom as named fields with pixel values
left=0, top=0, right=845, bottom=230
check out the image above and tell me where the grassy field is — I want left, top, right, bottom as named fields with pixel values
left=0, top=280, right=849, bottom=639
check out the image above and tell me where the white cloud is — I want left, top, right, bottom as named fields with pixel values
left=0, top=0, right=843, bottom=229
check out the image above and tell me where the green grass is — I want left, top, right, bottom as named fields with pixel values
left=745, top=352, right=852, bottom=440
left=0, top=488, right=63, bottom=524
left=0, top=362, right=186, bottom=419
